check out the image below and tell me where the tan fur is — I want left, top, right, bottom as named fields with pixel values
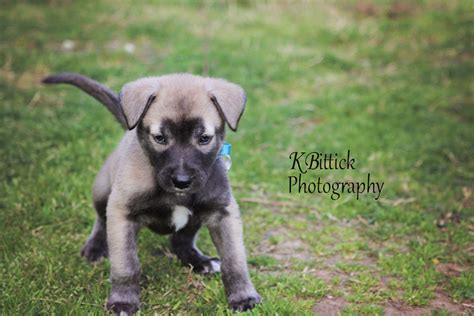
left=106, top=192, right=139, bottom=278
left=120, top=77, right=160, bottom=129
left=142, top=74, right=222, bottom=127
left=122, top=73, right=245, bottom=133
left=206, top=78, right=246, bottom=131
left=207, top=196, right=247, bottom=267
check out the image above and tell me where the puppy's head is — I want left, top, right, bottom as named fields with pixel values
left=119, top=74, right=246, bottom=194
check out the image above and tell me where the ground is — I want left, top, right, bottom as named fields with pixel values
left=0, top=0, right=473, bottom=315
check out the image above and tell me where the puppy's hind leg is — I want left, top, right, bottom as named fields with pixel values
left=170, top=221, right=221, bottom=275
left=81, top=205, right=108, bottom=263
left=81, top=168, right=110, bottom=263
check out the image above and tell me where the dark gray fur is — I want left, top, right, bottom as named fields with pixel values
left=80, top=216, right=108, bottom=261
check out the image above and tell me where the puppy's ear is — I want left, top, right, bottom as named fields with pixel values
left=206, top=78, right=246, bottom=131
left=119, top=78, right=160, bottom=130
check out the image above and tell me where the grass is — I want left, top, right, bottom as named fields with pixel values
left=1, top=0, right=473, bottom=315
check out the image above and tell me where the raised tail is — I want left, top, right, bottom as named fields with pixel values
left=42, top=73, right=126, bottom=129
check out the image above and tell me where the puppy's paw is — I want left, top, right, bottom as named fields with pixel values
left=193, top=257, right=221, bottom=275
left=80, top=238, right=108, bottom=263
left=107, top=289, right=140, bottom=316
left=106, top=301, right=139, bottom=316
left=229, top=291, right=261, bottom=312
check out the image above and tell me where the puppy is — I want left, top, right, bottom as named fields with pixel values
left=43, top=73, right=261, bottom=315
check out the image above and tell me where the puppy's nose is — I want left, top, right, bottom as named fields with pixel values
left=172, top=174, right=192, bottom=190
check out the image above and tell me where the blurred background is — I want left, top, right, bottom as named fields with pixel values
left=1, top=1, right=472, bottom=314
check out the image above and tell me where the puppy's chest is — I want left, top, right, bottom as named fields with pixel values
left=127, top=195, right=194, bottom=234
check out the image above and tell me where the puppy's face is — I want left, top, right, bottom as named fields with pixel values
left=120, top=74, right=246, bottom=194
left=138, top=109, right=225, bottom=194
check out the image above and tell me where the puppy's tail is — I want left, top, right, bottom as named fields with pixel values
left=42, top=72, right=127, bottom=129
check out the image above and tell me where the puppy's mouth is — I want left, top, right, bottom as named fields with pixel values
left=158, top=185, right=192, bottom=194
left=173, top=188, right=192, bottom=195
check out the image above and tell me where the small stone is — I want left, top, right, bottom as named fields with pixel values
left=61, top=40, right=75, bottom=51
left=124, top=43, right=136, bottom=54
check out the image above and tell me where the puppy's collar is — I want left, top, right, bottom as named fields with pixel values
left=218, top=143, right=232, bottom=171
left=219, top=143, right=231, bottom=157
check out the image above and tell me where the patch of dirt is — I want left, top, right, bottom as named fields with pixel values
left=313, top=292, right=472, bottom=315
left=353, top=1, right=416, bottom=19
left=387, top=1, right=415, bottom=19
left=385, top=292, right=472, bottom=315
left=258, top=226, right=314, bottom=262
left=313, top=296, right=349, bottom=316
left=250, top=195, right=472, bottom=314
left=312, top=269, right=342, bottom=283
left=355, top=1, right=379, bottom=16
left=436, top=263, right=469, bottom=277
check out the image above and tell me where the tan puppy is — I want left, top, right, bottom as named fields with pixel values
left=43, top=73, right=261, bottom=315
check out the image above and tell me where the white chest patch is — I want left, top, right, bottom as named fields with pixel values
left=171, top=206, right=192, bottom=231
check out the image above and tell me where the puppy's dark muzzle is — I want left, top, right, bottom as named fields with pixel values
left=172, top=174, right=193, bottom=190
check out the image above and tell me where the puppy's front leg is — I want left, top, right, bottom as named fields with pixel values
left=207, top=197, right=261, bottom=312
left=106, top=200, right=140, bottom=315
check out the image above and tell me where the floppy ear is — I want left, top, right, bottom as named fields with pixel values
left=206, top=78, right=246, bottom=131
left=119, top=78, right=160, bottom=130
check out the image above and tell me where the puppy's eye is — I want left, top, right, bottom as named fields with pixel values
left=153, top=135, right=167, bottom=145
left=198, top=134, right=212, bottom=145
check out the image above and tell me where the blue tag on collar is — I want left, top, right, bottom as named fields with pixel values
left=219, top=143, right=231, bottom=156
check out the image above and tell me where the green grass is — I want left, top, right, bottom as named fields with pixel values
left=1, top=0, right=473, bottom=315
